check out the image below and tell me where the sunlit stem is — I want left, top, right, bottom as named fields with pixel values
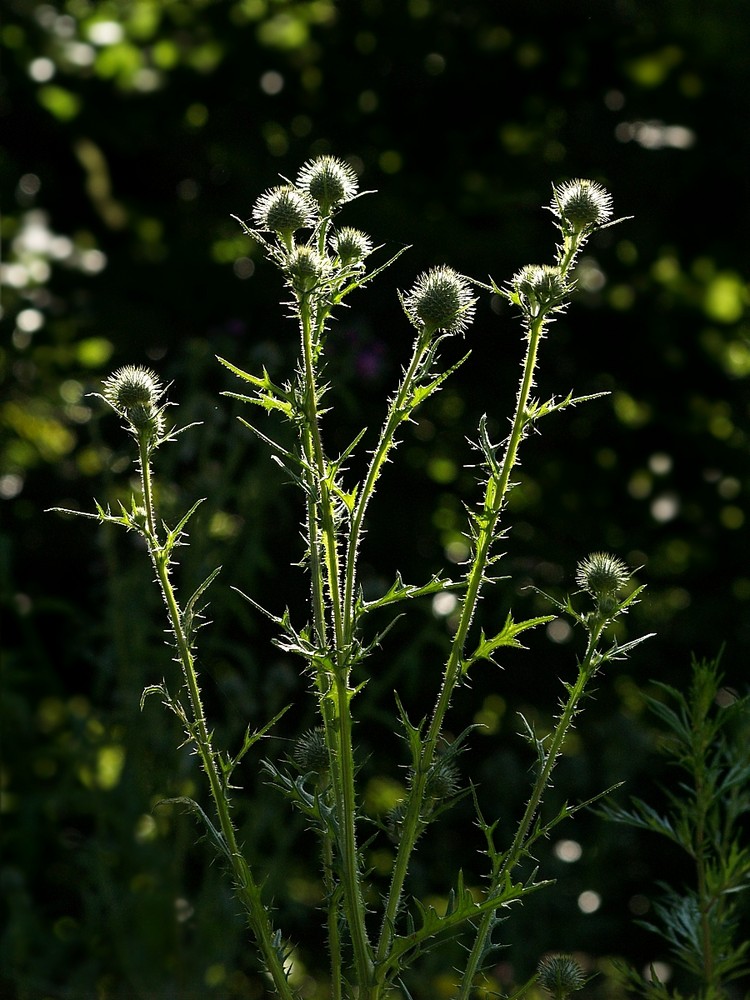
left=136, top=436, right=296, bottom=1000
left=376, top=312, right=546, bottom=975
left=343, top=327, right=434, bottom=636
left=456, top=622, right=605, bottom=1000
left=298, top=294, right=374, bottom=987
left=557, top=229, right=587, bottom=276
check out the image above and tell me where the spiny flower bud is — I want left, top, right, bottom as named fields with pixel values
left=512, top=264, right=568, bottom=316
left=296, top=155, right=359, bottom=215
left=575, top=551, right=631, bottom=598
left=329, top=226, right=373, bottom=266
left=101, top=366, right=165, bottom=442
left=292, top=728, right=329, bottom=773
left=403, top=265, right=477, bottom=335
left=102, top=365, right=162, bottom=414
left=252, top=184, right=317, bottom=237
left=286, top=245, right=331, bottom=294
left=387, top=799, right=408, bottom=843
left=550, top=179, right=613, bottom=235
left=127, top=403, right=165, bottom=438
left=425, top=757, right=461, bottom=801
left=537, top=955, right=587, bottom=1000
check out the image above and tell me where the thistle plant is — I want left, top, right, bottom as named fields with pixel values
left=603, top=655, right=750, bottom=1000
left=53, top=157, right=649, bottom=999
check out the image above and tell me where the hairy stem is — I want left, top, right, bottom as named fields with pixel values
left=457, top=623, right=605, bottom=1000
left=137, top=438, right=296, bottom=1000
left=342, top=329, right=433, bottom=636
left=298, top=296, right=374, bottom=988
left=375, top=313, right=546, bottom=980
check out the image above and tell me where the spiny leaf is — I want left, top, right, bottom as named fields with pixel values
left=156, top=796, right=230, bottom=862
left=394, top=691, right=426, bottom=767
left=235, top=418, right=304, bottom=470
left=478, top=413, right=501, bottom=477
left=167, top=498, right=207, bottom=545
left=382, top=874, right=542, bottom=978
left=332, top=244, right=412, bottom=302
left=462, top=613, right=555, bottom=674
left=601, top=799, right=683, bottom=846
left=222, top=704, right=293, bottom=784
left=525, top=389, right=609, bottom=424
left=184, top=566, right=222, bottom=644
left=409, top=351, right=471, bottom=408
left=358, top=571, right=462, bottom=616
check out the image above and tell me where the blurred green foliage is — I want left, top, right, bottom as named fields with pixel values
left=1, top=0, right=749, bottom=997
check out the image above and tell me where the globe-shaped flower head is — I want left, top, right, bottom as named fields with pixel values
left=550, top=179, right=613, bottom=235
left=102, top=365, right=161, bottom=414
left=329, top=227, right=373, bottom=267
left=403, top=265, right=477, bottom=336
left=511, top=264, right=568, bottom=317
left=296, top=156, right=359, bottom=216
left=101, top=365, right=165, bottom=440
left=252, top=184, right=317, bottom=244
left=537, top=955, right=587, bottom=1000
left=575, top=551, right=631, bottom=598
left=285, top=245, right=332, bottom=294
left=576, top=551, right=631, bottom=620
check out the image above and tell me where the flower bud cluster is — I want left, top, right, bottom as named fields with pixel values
left=251, top=156, right=361, bottom=241
left=425, top=756, right=461, bottom=800
left=248, top=155, right=377, bottom=307
left=248, top=157, right=478, bottom=340
left=101, top=365, right=166, bottom=443
left=252, top=185, right=316, bottom=241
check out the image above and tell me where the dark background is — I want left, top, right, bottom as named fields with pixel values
left=1, top=1, right=749, bottom=998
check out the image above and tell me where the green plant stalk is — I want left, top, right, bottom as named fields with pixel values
left=298, top=294, right=374, bottom=987
left=456, top=621, right=606, bottom=1000
left=342, top=327, right=435, bottom=636
left=375, top=310, right=547, bottom=980
left=136, top=437, right=296, bottom=1000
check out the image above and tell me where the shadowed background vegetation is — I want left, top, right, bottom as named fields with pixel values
left=1, top=1, right=749, bottom=998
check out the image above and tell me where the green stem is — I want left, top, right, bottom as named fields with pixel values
left=457, top=623, right=604, bottom=1000
left=375, top=314, right=546, bottom=980
left=137, top=439, right=296, bottom=1000
left=298, top=296, right=374, bottom=988
left=342, top=329, right=432, bottom=636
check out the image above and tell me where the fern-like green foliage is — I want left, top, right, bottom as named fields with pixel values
left=604, top=654, right=750, bottom=1000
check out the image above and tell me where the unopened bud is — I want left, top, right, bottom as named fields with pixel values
left=292, top=728, right=329, bottom=773
left=252, top=185, right=317, bottom=237
left=296, top=155, right=359, bottom=215
left=551, top=179, right=613, bottom=235
left=330, top=227, right=373, bottom=266
left=286, top=245, right=331, bottom=294
left=102, top=365, right=161, bottom=414
left=403, top=265, right=476, bottom=335
left=512, top=264, right=568, bottom=316
left=537, top=955, right=586, bottom=1000
left=575, top=552, right=630, bottom=599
